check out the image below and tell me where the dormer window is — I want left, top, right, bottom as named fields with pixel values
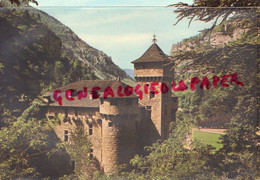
left=68, top=89, right=77, bottom=97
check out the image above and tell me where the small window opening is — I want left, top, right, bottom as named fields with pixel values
left=146, top=106, right=152, bottom=110
left=89, top=149, right=93, bottom=159
left=89, top=123, right=93, bottom=135
left=64, top=130, right=69, bottom=141
left=150, top=91, right=155, bottom=99
left=48, top=115, right=54, bottom=119
left=65, top=109, right=68, bottom=118
left=108, top=122, right=113, bottom=127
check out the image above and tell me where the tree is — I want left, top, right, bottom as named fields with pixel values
left=169, top=0, right=259, bottom=35
left=62, top=124, right=100, bottom=179
left=167, top=1, right=259, bottom=178
left=9, top=0, right=38, bottom=6
left=125, top=117, right=217, bottom=179
left=0, top=117, right=71, bottom=178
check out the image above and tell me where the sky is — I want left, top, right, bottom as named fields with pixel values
left=31, top=0, right=213, bottom=69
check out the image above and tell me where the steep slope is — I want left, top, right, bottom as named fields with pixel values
left=0, top=2, right=134, bottom=123
left=0, top=0, right=134, bottom=84
left=29, top=8, right=135, bottom=85
left=171, top=16, right=251, bottom=55
left=170, top=14, right=258, bottom=128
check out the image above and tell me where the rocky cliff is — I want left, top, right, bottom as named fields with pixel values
left=171, top=16, right=252, bottom=55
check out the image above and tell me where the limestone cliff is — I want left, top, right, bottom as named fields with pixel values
left=171, top=17, right=251, bottom=55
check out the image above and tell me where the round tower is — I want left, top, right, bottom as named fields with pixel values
left=99, top=95, right=139, bottom=173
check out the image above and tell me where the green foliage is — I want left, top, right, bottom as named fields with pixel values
left=170, top=0, right=258, bottom=36
left=166, top=7, right=259, bottom=179
left=0, top=8, right=96, bottom=123
left=9, top=0, right=38, bottom=6
left=0, top=116, right=50, bottom=178
left=0, top=104, right=73, bottom=179
left=193, top=130, right=223, bottom=151
left=61, top=125, right=100, bottom=179
left=124, top=119, right=217, bottom=179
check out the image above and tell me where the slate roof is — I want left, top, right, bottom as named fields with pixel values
left=132, top=43, right=170, bottom=63
left=44, top=79, right=138, bottom=108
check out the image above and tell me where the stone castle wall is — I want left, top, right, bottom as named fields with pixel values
left=100, top=98, right=139, bottom=173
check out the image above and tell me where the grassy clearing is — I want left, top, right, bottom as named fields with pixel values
left=193, top=130, right=223, bottom=151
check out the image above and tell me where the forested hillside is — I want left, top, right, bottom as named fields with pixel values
left=0, top=1, right=134, bottom=123
left=171, top=14, right=259, bottom=128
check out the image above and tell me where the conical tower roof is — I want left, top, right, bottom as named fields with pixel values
left=131, top=43, right=169, bottom=63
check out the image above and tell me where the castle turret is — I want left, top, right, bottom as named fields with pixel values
left=99, top=81, right=139, bottom=173
left=132, top=36, right=177, bottom=145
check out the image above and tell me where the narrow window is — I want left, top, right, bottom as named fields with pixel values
left=108, top=122, right=113, bottom=127
left=64, top=130, right=69, bottom=142
left=89, top=123, right=93, bottom=135
left=89, top=148, right=93, bottom=159
left=65, top=109, right=68, bottom=118
left=75, top=109, right=78, bottom=116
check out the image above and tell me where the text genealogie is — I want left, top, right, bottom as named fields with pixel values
left=53, top=73, right=243, bottom=106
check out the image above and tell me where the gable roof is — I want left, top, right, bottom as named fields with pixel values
left=132, top=43, right=169, bottom=63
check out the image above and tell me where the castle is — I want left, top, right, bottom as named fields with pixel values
left=43, top=41, right=178, bottom=173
